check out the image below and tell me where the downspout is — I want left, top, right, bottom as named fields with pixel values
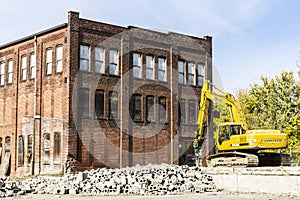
left=31, top=36, right=37, bottom=175
left=119, top=37, right=123, bottom=168
left=14, top=48, right=20, bottom=174
left=170, top=46, right=174, bottom=164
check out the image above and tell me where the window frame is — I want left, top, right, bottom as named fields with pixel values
left=130, top=94, right=142, bottom=121
left=95, top=89, right=105, bottom=119
left=20, top=55, right=27, bottom=81
left=158, top=96, right=167, bottom=123
left=146, top=55, right=154, bottom=80
left=109, top=49, right=119, bottom=76
left=79, top=88, right=90, bottom=118
left=188, top=100, right=197, bottom=124
left=80, top=45, right=90, bottom=71
left=197, top=63, right=204, bottom=86
left=30, top=52, right=36, bottom=79
left=178, top=60, right=185, bottom=84
left=7, top=60, right=13, bottom=84
left=56, top=45, right=63, bottom=73
left=133, top=53, right=142, bottom=78
left=187, top=62, right=195, bottom=85
left=94, top=46, right=105, bottom=74
left=45, top=48, right=53, bottom=75
left=158, top=57, right=167, bottom=82
left=0, top=62, right=4, bottom=86
left=146, top=95, right=155, bottom=122
left=109, top=91, right=119, bottom=120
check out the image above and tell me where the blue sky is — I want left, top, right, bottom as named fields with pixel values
left=0, top=0, right=299, bottom=93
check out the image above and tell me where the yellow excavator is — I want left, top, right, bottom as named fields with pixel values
left=193, top=80, right=292, bottom=167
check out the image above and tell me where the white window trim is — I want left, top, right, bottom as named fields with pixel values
left=0, top=62, right=5, bottom=86
left=30, top=53, right=36, bottom=79
left=7, top=60, right=13, bottom=84
left=46, top=48, right=52, bottom=75
left=21, top=55, right=27, bottom=81
left=109, top=49, right=119, bottom=76
left=56, top=45, right=63, bottom=73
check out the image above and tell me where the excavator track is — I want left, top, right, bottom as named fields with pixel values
left=257, top=152, right=292, bottom=166
left=207, top=152, right=259, bottom=167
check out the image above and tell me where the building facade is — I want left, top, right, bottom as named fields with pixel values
left=0, top=11, right=213, bottom=176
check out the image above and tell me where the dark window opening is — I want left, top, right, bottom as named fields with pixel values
left=130, top=94, right=142, bottom=121
left=159, top=96, right=167, bottom=123
left=5, top=137, right=10, bottom=153
left=43, top=133, right=50, bottom=164
left=178, top=99, right=186, bottom=125
left=79, top=88, right=90, bottom=118
left=95, top=90, right=104, bottom=119
left=189, top=100, right=197, bottom=124
left=54, top=132, right=61, bottom=163
left=109, top=92, right=119, bottom=119
left=27, top=135, right=33, bottom=164
left=146, top=96, right=155, bottom=122
left=18, top=136, right=24, bottom=166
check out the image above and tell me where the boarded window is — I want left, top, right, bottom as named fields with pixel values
left=158, top=96, right=167, bottom=123
left=95, top=90, right=104, bottom=118
left=43, top=133, right=50, bottom=164
left=130, top=94, right=142, bottom=121
left=54, top=132, right=61, bottom=163
left=18, top=136, right=24, bottom=166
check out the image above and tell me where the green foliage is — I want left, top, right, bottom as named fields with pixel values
left=237, top=71, right=300, bottom=163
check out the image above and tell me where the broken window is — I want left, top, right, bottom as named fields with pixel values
left=109, top=92, right=119, bottom=119
left=54, top=132, right=61, bottom=163
left=158, top=96, right=167, bottom=123
left=95, top=90, right=104, bottom=119
left=18, top=136, right=24, bottom=167
left=146, top=96, right=155, bottom=122
left=43, top=133, right=50, bottom=164
left=130, top=94, right=142, bottom=121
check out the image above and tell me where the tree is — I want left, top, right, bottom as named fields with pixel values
left=238, top=71, right=300, bottom=162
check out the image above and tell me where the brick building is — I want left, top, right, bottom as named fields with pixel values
left=0, top=11, right=213, bottom=176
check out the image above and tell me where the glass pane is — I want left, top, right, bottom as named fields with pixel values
left=0, top=63, right=4, bottom=74
left=146, top=96, right=155, bottom=122
left=146, top=56, right=154, bottom=68
left=197, top=63, right=204, bottom=75
left=188, top=62, right=194, bottom=73
left=46, top=49, right=52, bottom=62
left=56, top=60, right=63, bottom=72
left=158, top=70, right=166, bottom=81
left=178, top=73, right=184, bottom=84
left=133, top=53, right=141, bottom=66
left=158, top=58, right=166, bottom=70
left=188, top=74, right=194, bottom=85
left=95, top=61, right=104, bottom=73
left=178, top=61, right=184, bottom=72
left=95, top=47, right=104, bottom=61
left=146, top=68, right=154, bottom=79
left=95, top=90, right=104, bottom=118
left=80, top=45, right=89, bottom=59
left=133, top=66, right=141, bottom=78
left=110, top=50, right=118, bottom=63
left=80, top=60, right=89, bottom=71
left=56, top=46, right=63, bottom=60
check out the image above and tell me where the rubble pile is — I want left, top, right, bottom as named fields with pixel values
left=0, top=164, right=218, bottom=197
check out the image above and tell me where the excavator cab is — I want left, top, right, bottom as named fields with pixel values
left=217, top=123, right=244, bottom=145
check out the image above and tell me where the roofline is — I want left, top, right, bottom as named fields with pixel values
left=0, top=23, right=68, bottom=50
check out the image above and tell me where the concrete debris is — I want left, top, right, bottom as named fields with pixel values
left=0, top=164, right=218, bottom=197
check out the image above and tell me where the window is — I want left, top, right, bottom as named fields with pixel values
left=5, top=136, right=10, bottom=152
left=178, top=99, right=186, bottom=124
left=158, top=96, right=167, bottom=123
left=80, top=45, right=90, bottom=71
left=197, top=63, right=204, bottom=86
left=7, top=60, right=13, bottom=84
left=54, top=132, right=61, bottom=163
left=133, top=53, right=142, bottom=78
left=109, top=92, right=119, bottom=119
left=146, top=96, right=155, bottom=122
left=130, top=94, right=142, bottom=121
left=189, top=100, right=197, bottom=124
left=56, top=45, right=63, bottom=72
left=0, top=137, right=2, bottom=164
left=79, top=88, right=90, bottom=118
left=158, top=57, right=166, bottom=81
left=27, top=135, right=33, bottom=164
left=146, top=55, right=154, bottom=80
left=95, top=90, right=104, bottom=119
left=21, top=55, right=27, bottom=81
left=43, top=133, right=50, bottom=164
left=30, top=53, right=36, bottom=78
left=46, top=48, right=52, bottom=75
left=0, top=62, right=4, bottom=86
left=178, top=60, right=185, bottom=84
left=18, top=136, right=24, bottom=166
left=95, top=47, right=105, bottom=73
left=188, top=62, right=195, bottom=85
left=109, top=49, right=119, bottom=75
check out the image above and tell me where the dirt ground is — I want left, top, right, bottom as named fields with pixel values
left=5, top=192, right=300, bottom=200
